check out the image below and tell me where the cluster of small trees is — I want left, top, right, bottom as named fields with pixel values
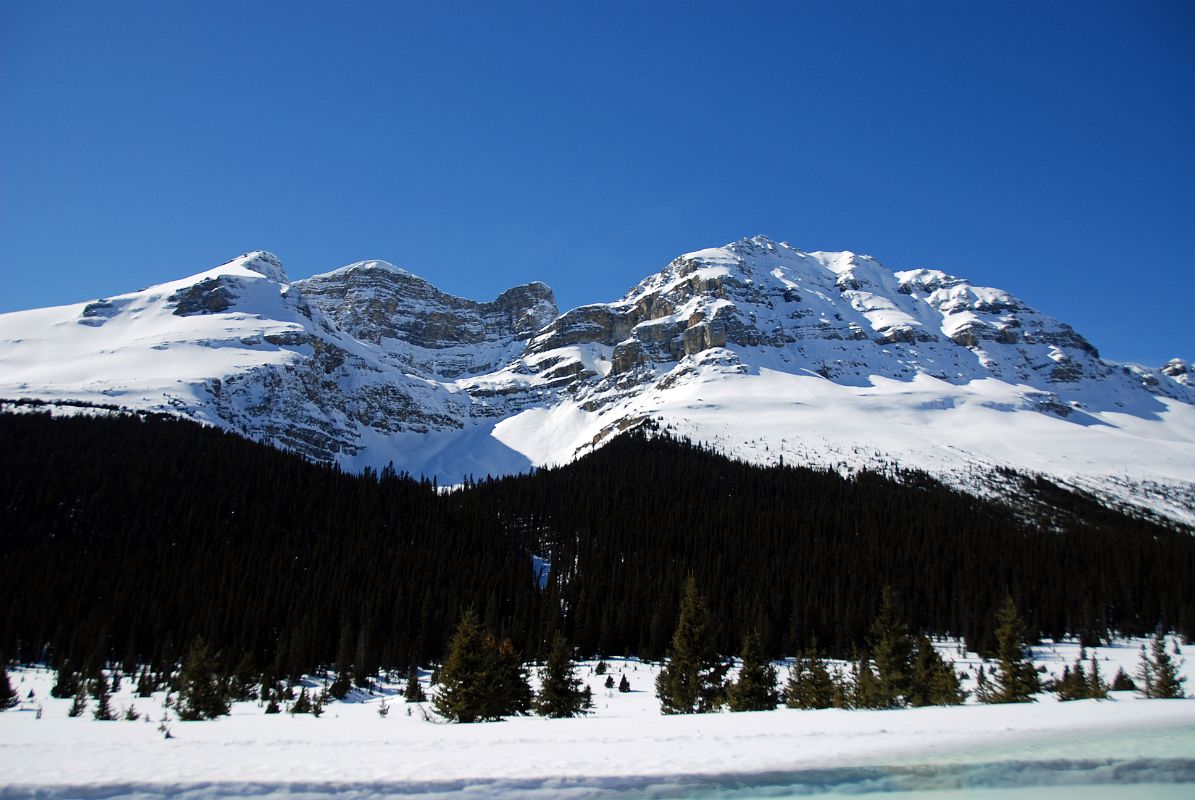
left=9, top=589, right=1186, bottom=724
left=1052, top=648, right=1109, bottom=701
left=651, top=581, right=1185, bottom=715
left=657, top=580, right=971, bottom=714
left=432, top=611, right=592, bottom=722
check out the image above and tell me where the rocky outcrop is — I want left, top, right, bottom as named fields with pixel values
left=295, top=262, right=557, bottom=377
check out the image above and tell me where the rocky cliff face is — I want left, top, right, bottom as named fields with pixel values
left=502, top=237, right=1188, bottom=417
left=295, top=261, right=556, bottom=378
left=1, top=239, right=1192, bottom=522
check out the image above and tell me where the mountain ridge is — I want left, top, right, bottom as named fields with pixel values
left=1, top=236, right=1192, bottom=522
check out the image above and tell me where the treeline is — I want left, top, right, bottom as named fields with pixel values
left=459, top=429, right=1195, bottom=656
left=1, top=411, right=1192, bottom=678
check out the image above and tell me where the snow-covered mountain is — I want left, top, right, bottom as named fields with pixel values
left=2, top=237, right=1192, bottom=522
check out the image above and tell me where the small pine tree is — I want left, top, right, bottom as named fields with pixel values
left=434, top=610, right=490, bottom=723
left=535, top=631, right=593, bottom=718
left=869, top=588, right=914, bottom=708
left=726, top=631, right=778, bottom=712
left=909, top=636, right=965, bottom=706
left=68, top=685, right=87, bottom=717
left=264, top=696, right=280, bottom=714
left=0, top=662, right=17, bottom=710
left=618, top=674, right=631, bottom=693
left=784, top=642, right=836, bottom=710
left=329, top=621, right=354, bottom=700
left=175, top=636, right=230, bottom=721
left=604, top=674, right=615, bottom=689
left=974, top=663, right=994, bottom=703
left=433, top=610, right=532, bottom=722
left=290, top=687, right=312, bottom=714
left=595, top=661, right=608, bottom=676
left=1087, top=656, right=1109, bottom=700
left=1138, top=631, right=1187, bottom=699
left=829, top=664, right=852, bottom=709
left=982, top=596, right=1040, bottom=703
left=51, top=661, right=80, bottom=699
left=91, top=673, right=115, bottom=721
left=228, top=653, right=257, bottom=702
left=136, top=668, right=155, bottom=698
left=1056, top=660, right=1088, bottom=701
left=490, top=637, right=533, bottom=718
left=853, top=652, right=885, bottom=709
left=124, top=704, right=140, bottom=721
left=403, top=667, right=426, bottom=702
left=1111, top=667, right=1137, bottom=692
left=656, top=576, right=728, bottom=714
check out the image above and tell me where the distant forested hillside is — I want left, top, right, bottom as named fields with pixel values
left=1, top=410, right=1191, bottom=675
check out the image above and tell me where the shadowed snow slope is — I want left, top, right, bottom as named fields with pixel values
left=1, top=238, right=1192, bottom=521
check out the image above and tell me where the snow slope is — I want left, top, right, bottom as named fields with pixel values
left=1, top=239, right=1192, bottom=521
left=1, top=638, right=1192, bottom=798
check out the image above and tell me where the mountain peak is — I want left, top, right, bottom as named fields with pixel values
left=234, top=251, right=287, bottom=283
left=309, top=259, right=415, bottom=282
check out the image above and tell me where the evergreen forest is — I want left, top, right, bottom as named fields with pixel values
left=1, top=410, right=1192, bottom=680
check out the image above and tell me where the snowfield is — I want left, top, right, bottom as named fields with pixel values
left=2, top=638, right=1192, bottom=798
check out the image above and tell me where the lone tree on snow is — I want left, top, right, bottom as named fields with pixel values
left=175, top=636, right=230, bottom=720
left=977, top=595, right=1040, bottom=703
left=1138, top=630, right=1187, bottom=699
left=656, top=575, right=728, bottom=714
left=535, top=631, right=592, bottom=718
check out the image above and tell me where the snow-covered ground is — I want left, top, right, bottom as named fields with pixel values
left=2, top=638, right=1192, bottom=798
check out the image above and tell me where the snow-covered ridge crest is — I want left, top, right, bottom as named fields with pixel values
left=0, top=238, right=1192, bottom=522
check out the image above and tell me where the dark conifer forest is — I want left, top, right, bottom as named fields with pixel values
left=1, top=410, right=1192, bottom=677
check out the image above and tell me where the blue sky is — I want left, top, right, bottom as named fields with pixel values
left=1, top=0, right=1192, bottom=364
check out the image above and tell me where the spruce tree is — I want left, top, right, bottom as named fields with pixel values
left=1111, top=667, right=1136, bottom=692
left=433, top=610, right=530, bottom=722
left=909, top=636, right=964, bottom=706
left=869, top=588, right=914, bottom=708
left=51, top=660, right=80, bottom=699
left=1087, top=655, right=1109, bottom=700
left=489, top=637, right=533, bottom=719
left=136, top=668, right=154, bottom=698
left=604, top=674, right=614, bottom=689
left=535, top=631, right=593, bottom=718
left=403, top=667, right=426, bottom=702
left=67, top=685, right=87, bottom=717
left=727, top=631, right=779, bottom=712
left=290, top=687, right=312, bottom=714
left=1056, top=660, right=1088, bottom=701
left=983, top=596, right=1040, bottom=703
left=0, top=662, right=17, bottom=710
left=784, top=639, right=836, bottom=709
left=433, top=610, right=491, bottom=722
left=175, top=636, right=230, bottom=720
left=974, top=664, right=994, bottom=703
left=1138, top=631, right=1186, bottom=699
left=229, top=653, right=257, bottom=702
left=656, top=576, right=728, bottom=714
left=90, top=673, right=115, bottom=720
left=329, top=621, right=354, bottom=700
left=618, top=674, right=631, bottom=693
left=853, top=652, right=884, bottom=709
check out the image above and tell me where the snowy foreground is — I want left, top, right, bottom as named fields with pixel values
left=2, top=639, right=1193, bottom=799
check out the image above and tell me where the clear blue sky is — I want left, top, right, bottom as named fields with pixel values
left=2, top=0, right=1192, bottom=365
